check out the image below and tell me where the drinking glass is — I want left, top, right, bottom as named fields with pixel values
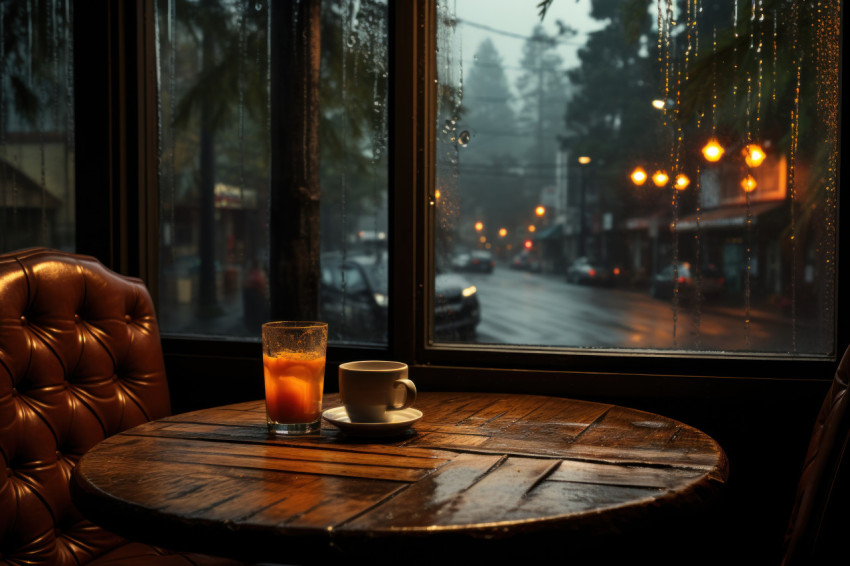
left=261, top=321, right=328, bottom=435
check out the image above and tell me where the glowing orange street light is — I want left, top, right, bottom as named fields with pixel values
left=674, top=174, right=690, bottom=190
left=702, top=139, right=724, bottom=162
left=652, top=170, right=669, bottom=187
left=743, top=144, right=766, bottom=168
left=577, top=156, right=592, bottom=165
left=535, top=206, right=546, bottom=217
left=498, top=228, right=508, bottom=237
left=479, top=235, right=487, bottom=243
left=652, top=99, right=666, bottom=110
left=528, top=225, right=536, bottom=233
left=524, top=240, right=533, bottom=249
left=741, top=175, right=757, bottom=192
left=630, top=167, right=648, bottom=186
left=435, top=189, right=441, bottom=199
left=474, top=221, right=483, bottom=232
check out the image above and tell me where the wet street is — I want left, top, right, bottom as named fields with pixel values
left=462, top=265, right=825, bottom=354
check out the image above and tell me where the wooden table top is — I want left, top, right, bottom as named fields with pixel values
left=71, top=392, right=728, bottom=564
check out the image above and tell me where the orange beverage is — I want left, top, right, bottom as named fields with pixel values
left=262, top=352, right=326, bottom=424
left=261, top=321, right=328, bottom=435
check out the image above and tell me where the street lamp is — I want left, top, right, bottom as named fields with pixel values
left=630, top=167, right=648, bottom=186
left=535, top=206, right=546, bottom=217
left=701, top=139, right=724, bottom=162
left=743, top=144, right=766, bottom=168
left=498, top=228, right=507, bottom=237
left=577, top=156, right=592, bottom=257
left=652, top=170, right=669, bottom=187
left=741, top=174, right=757, bottom=192
left=674, top=173, right=690, bottom=190
left=474, top=221, right=483, bottom=232
left=528, top=225, right=536, bottom=233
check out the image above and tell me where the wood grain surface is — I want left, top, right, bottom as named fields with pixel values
left=71, top=392, right=728, bottom=564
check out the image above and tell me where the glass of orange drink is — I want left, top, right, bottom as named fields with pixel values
left=261, top=321, right=328, bottom=435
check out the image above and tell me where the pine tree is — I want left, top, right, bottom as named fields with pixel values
left=455, top=39, right=526, bottom=250
left=514, top=25, right=570, bottom=189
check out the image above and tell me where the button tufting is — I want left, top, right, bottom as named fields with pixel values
left=6, top=467, right=12, bottom=477
left=11, top=388, right=17, bottom=397
left=124, top=314, right=132, bottom=322
left=74, top=314, right=81, bottom=323
left=20, top=315, right=26, bottom=324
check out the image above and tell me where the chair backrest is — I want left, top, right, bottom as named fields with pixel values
left=782, top=344, right=850, bottom=565
left=0, top=248, right=171, bottom=565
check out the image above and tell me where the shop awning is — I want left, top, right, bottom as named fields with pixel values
left=532, top=223, right=563, bottom=241
left=677, top=201, right=783, bottom=231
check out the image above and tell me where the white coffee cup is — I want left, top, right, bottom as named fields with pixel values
left=338, top=361, right=417, bottom=423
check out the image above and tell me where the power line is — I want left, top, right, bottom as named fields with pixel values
left=454, top=17, right=584, bottom=46
left=464, top=59, right=572, bottom=72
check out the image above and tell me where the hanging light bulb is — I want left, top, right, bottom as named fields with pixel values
left=743, top=144, right=766, bottom=167
left=674, top=174, right=690, bottom=190
left=630, top=167, right=648, bottom=185
left=741, top=174, right=757, bottom=192
left=652, top=170, right=669, bottom=187
left=474, top=221, right=483, bottom=232
left=702, top=139, right=725, bottom=162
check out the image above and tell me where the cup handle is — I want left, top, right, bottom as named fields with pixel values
left=391, top=379, right=417, bottom=410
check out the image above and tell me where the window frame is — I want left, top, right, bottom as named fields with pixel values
left=391, top=0, right=848, bottom=390
left=74, top=0, right=846, bottom=411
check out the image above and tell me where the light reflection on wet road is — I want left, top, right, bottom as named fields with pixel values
left=459, top=266, right=824, bottom=354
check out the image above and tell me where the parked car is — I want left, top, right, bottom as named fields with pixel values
left=320, top=254, right=389, bottom=343
left=433, top=270, right=481, bottom=340
left=454, top=250, right=494, bottom=273
left=451, top=251, right=472, bottom=271
left=566, top=257, right=620, bottom=286
left=510, top=251, right=542, bottom=272
left=650, top=262, right=725, bottom=301
left=320, top=253, right=480, bottom=342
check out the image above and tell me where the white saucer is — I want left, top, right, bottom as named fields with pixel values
left=322, top=406, right=423, bottom=437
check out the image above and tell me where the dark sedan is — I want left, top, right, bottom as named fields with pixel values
left=320, top=253, right=480, bottom=343
left=650, top=262, right=725, bottom=301
left=456, top=250, right=494, bottom=273
left=566, top=257, right=621, bottom=286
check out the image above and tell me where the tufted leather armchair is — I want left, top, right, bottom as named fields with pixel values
left=0, top=248, right=240, bottom=566
left=782, top=344, right=850, bottom=565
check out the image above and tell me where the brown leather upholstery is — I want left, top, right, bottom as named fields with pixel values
left=0, top=248, right=240, bottom=566
left=782, top=344, right=850, bottom=565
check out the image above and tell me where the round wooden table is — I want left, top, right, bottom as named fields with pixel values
left=71, top=392, right=728, bottom=564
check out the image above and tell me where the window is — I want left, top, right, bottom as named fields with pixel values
left=155, top=0, right=390, bottom=346
left=4, top=1, right=840, bottom=388
left=0, top=1, right=75, bottom=253
left=431, top=0, right=840, bottom=357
